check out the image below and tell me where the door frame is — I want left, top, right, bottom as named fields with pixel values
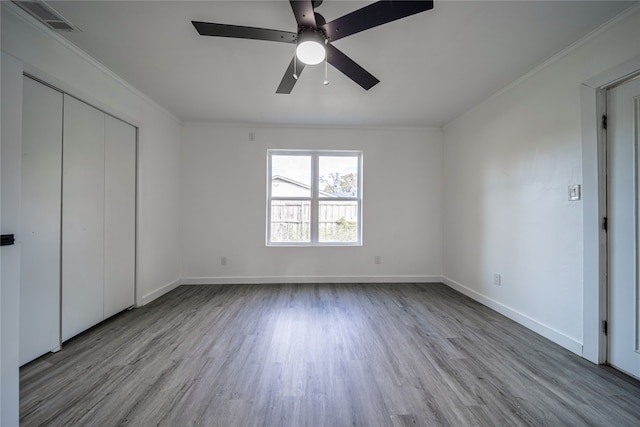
left=581, top=55, right=640, bottom=364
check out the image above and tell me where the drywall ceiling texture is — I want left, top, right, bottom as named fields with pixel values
left=442, top=7, right=640, bottom=355
left=47, top=0, right=636, bottom=127
left=181, top=124, right=443, bottom=284
left=1, top=6, right=183, bottom=304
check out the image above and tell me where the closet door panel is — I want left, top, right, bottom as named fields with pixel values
left=19, top=76, right=63, bottom=365
left=62, top=95, right=105, bottom=342
left=104, top=115, right=136, bottom=318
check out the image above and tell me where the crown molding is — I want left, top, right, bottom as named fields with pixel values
left=1, top=1, right=182, bottom=125
left=182, top=121, right=443, bottom=133
left=443, top=2, right=640, bottom=132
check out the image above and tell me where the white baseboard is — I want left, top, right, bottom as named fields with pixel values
left=141, top=278, right=182, bottom=306
left=442, top=276, right=583, bottom=356
left=182, top=275, right=442, bottom=285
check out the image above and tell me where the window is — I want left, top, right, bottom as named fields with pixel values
left=267, top=150, right=362, bottom=246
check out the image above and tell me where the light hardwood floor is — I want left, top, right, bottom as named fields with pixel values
left=20, top=283, right=640, bottom=426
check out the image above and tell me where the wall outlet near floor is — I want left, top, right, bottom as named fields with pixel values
left=221, top=256, right=228, bottom=266
left=374, top=255, right=381, bottom=265
left=494, top=273, right=501, bottom=286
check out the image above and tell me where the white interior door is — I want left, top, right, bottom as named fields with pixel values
left=19, top=76, right=63, bottom=364
left=103, top=115, right=136, bottom=318
left=62, top=95, right=105, bottom=342
left=607, top=75, right=640, bottom=379
left=1, top=52, right=23, bottom=427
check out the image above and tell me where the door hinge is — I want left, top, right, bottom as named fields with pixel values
left=602, top=115, right=607, bottom=130
left=603, top=320, right=608, bottom=336
left=602, top=217, right=608, bottom=232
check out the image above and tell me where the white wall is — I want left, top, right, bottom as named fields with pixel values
left=442, top=8, right=640, bottom=355
left=181, top=124, right=443, bottom=283
left=136, top=106, right=182, bottom=304
left=1, top=5, right=182, bottom=419
left=1, top=5, right=183, bottom=306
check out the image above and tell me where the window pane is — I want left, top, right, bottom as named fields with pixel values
left=318, top=156, right=359, bottom=198
left=318, top=200, right=358, bottom=242
left=271, top=155, right=311, bottom=197
left=270, top=200, right=311, bottom=242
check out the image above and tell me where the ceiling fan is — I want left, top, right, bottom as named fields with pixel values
left=192, top=1, right=434, bottom=94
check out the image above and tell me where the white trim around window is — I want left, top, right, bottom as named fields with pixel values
left=266, top=150, right=363, bottom=246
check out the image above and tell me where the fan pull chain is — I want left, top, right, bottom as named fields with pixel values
left=293, top=50, right=298, bottom=80
left=323, top=55, right=329, bottom=86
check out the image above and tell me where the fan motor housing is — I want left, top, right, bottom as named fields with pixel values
left=297, top=27, right=326, bottom=45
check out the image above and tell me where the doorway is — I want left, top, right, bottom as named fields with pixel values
left=606, top=75, right=640, bottom=379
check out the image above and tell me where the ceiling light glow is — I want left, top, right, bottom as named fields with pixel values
left=296, top=30, right=326, bottom=65
left=297, top=40, right=325, bottom=65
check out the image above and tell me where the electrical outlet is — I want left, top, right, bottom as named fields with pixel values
left=221, top=256, right=228, bottom=266
left=494, top=273, right=501, bottom=286
left=248, top=131, right=255, bottom=141
left=374, top=256, right=381, bottom=265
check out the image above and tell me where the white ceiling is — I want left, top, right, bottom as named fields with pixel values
left=46, top=0, right=636, bottom=127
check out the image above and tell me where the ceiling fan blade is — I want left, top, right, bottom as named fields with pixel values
left=326, top=44, right=379, bottom=91
left=322, top=1, right=434, bottom=42
left=276, top=57, right=307, bottom=94
left=192, top=21, right=296, bottom=44
left=289, top=0, right=317, bottom=28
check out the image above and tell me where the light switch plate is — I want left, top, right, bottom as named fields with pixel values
left=568, top=184, right=581, bottom=201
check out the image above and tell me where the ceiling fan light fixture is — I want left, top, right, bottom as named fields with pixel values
left=296, top=30, right=326, bottom=65
left=192, top=0, right=434, bottom=93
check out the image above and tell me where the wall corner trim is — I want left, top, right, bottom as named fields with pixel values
left=442, top=276, right=583, bottom=356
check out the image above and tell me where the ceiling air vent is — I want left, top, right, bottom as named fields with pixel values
left=12, top=0, right=81, bottom=32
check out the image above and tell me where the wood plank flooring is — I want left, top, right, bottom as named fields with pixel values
left=20, top=283, right=640, bottom=426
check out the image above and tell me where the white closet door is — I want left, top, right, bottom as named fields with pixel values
left=62, top=95, right=105, bottom=342
left=104, top=115, right=136, bottom=318
left=20, top=76, right=63, bottom=365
